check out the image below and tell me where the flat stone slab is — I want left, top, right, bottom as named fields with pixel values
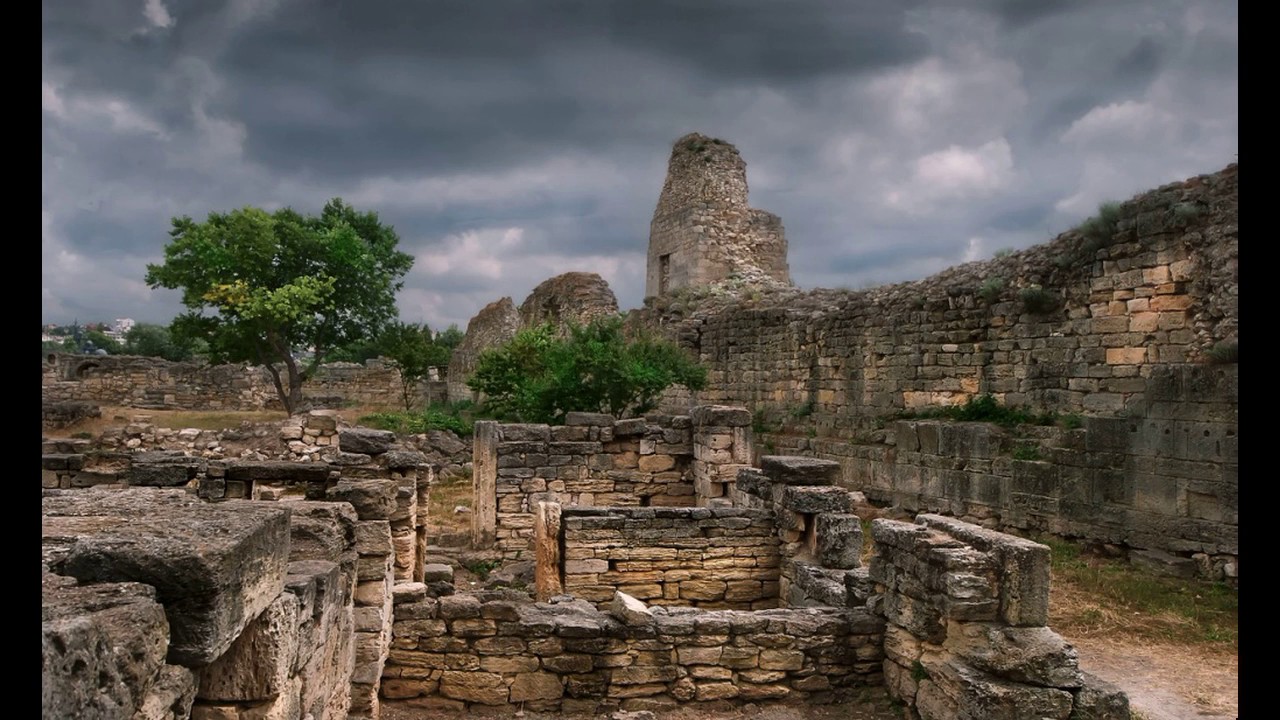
left=759, top=456, right=841, bottom=486
left=225, top=461, right=331, bottom=484
left=339, top=427, right=396, bottom=455
left=691, top=405, right=752, bottom=427
left=42, top=488, right=290, bottom=667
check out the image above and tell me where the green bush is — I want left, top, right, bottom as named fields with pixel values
left=1205, top=342, right=1238, bottom=364
left=1078, top=201, right=1123, bottom=253
left=978, top=277, right=1006, bottom=303
left=1018, top=285, right=1058, bottom=314
left=359, top=401, right=475, bottom=436
left=467, top=316, right=707, bottom=424
left=899, top=394, right=1058, bottom=428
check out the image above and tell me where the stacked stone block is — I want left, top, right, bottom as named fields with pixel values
left=554, top=507, right=781, bottom=609
left=380, top=592, right=883, bottom=713
left=473, top=412, right=705, bottom=556
left=690, top=405, right=753, bottom=506
left=733, top=456, right=867, bottom=607
left=869, top=513, right=1128, bottom=720
left=41, top=488, right=362, bottom=720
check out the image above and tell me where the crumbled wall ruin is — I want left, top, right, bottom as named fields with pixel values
left=518, top=271, right=620, bottom=329
left=646, top=133, right=791, bottom=297
left=446, top=297, right=521, bottom=404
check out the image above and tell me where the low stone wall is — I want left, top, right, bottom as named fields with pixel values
left=556, top=507, right=781, bottom=609
left=870, top=514, right=1128, bottom=720
left=380, top=592, right=884, bottom=714
left=42, top=354, right=447, bottom=412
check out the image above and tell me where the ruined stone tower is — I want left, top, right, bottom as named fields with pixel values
left=646, top=133, right=791, bottom=297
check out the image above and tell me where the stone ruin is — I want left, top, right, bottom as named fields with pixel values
left=41, top=135, right=1236, bottom=717
left=646, top=133, right=792, bottom=297
left=448, top=272, right=621, bottom=404
left=42, top=406, right=1129, bottom=719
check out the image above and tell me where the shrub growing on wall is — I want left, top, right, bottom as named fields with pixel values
left=467, top=316, right=707, bottom=424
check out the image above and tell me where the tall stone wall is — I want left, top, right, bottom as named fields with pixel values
left=447, top=297, right=520, bottom=403
left=646, top=133, right=791, bottom=298
left=644, top=164, right=1237, bottom=420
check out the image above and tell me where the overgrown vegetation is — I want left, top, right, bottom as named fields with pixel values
left=463, top=558, right=502, bottom=580
left=977, top=276, right=1006, bottom=303
left=467, top=316, right=707, bottom=424
left=1011, top=443, right=1042, bottom=461
left=896, top=393, right=1059, bottom=428
left=1018, top=285, right=1058, bottom=314
left=1205, top=341, right=1238, bottom=364
left=993, top=248, right=1015, bottom=259
left=1171, top=201, right=1203, bottom=225
left=359, top=401, right=476, bottom=436
left=1046, top=537, right=1237, bottom=648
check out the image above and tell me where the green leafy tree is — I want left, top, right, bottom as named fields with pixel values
left=468, top=316, right=707, bottom=424
left=435, top=324, right=465, bottom=351
left=123, top=322, right=205, bottom=361
left=376, top=322, right=451, bottom=410
left=83, top=329, right=122, bottom=354
left=145, top=199, right=413, bottom=413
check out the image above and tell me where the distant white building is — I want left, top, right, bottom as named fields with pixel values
left=106, top=318, right=136, bottom=342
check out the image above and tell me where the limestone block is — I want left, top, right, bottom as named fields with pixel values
left=197, top=593, right=300, bottom=702
left=760, top=455, right=841, bottom=486
left=134, top=665, right=197, bottom=720
left=609, top=591, right=653, bottom=627
left=691, top=405, right=752, bottom=427
left=439, top=670, right=508, bottom=705
left=816, top=513, right=862, bottom=569
left=226, top=461, right=329, bottom=484
left=326, top=480, right=398, bottom=521
left=1071, top=672, right=1131, bottom=719
left=41, top=573, right=170, bottom=719
left=782, top=486, right=854, bottom=514
left=339, top=427, right=396, bottom=455
left=509, top=672, right=565, bottom=702
left=919, top=652, right=1074, bottom=720
left=941, top=622, right=1083, bottom=688
left=43, top=489, right=289, bottom=667
left=289, top=503, right=358, bottom=563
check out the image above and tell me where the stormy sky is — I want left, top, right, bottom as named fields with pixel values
left=42, top=1, right=1238, bottom=332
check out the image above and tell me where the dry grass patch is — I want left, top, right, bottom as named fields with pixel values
left=1046, top=538, right=1237, bottom=650
left=426, top=469, right=473, bottom=533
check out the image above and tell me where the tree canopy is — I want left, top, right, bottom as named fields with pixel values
left=145, top=199, right=413, bottom=413
left=467, top=316, right=707, bottom=424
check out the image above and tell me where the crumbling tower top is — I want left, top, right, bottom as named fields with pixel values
left=646, top=133, right=791, bottom=298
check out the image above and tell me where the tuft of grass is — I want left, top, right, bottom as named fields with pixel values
left=463, top=558, right=502, bottom=580
left=789, top=401, right=816, bottom=419
left=359, top=401, right=476, bottom=436
left=993, top=248, right=1015, bottom=259
left=1205, top=342, right=1238, bottom=364
left=1018, top=285, right=1058, bottom=314
left=911, top=660, right=929, bottom=682
left=1011, top=443, right=1042, bottom=461
left=71, top=431, right=94, bottom=439
left=1046, top=537, right=1238, bottom=648
left=977, top=277, right=1006, bottom=303
left=1171, top=202, right=1203, bottom=225
left=1076, top=201, right=1124, bottom=257
left=897, top=393, right=1058, bottom=428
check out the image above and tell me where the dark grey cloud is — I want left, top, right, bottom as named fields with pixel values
left=43, top=0, right=1237, bottom=331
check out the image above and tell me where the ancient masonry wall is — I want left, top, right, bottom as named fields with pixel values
left=42, top=489, right=360, bottom=720
left=759, top=363, right=1238, bottom=579
left=518, top=271, right=620, bottom=329
left=637, top=164, right=1239, bottom=575
left=379, top=594, right=885, bottom=713
left=870, top=514, right=1128, bottom=720
left=557, top=507, right=782, bottom=610
left=646, top=133, right=790, bottom=297
left=41, top=354, right=448, bottom=411
left=41, top=426, right=439, bottom=720
left=471, top=407, right=754, bottom=557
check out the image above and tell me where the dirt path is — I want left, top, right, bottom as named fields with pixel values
left=1068, top=636, right=1238, bottom=720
